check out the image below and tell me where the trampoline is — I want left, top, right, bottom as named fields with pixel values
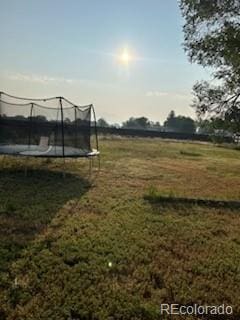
left=0, top=91, right=100, bottom=173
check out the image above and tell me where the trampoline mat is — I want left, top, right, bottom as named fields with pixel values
left=0, top=144, right=99, bottom=158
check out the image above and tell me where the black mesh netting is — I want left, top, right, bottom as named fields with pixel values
left=0, top=92, right=98, bottom=157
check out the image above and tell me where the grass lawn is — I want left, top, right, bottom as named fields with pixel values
left=0, top=137, right=240, bottom=319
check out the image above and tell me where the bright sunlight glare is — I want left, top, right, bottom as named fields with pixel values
left=119, top=48, right=133, bottom=65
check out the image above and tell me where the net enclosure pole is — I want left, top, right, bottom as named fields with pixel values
left=91, top=104, right=99, bottom=151
left=0, top=93, right=5, bottom=171
left=59, top=97, right=66, bottom=178
left=28, top=103, right=34, bottom=148
left=91, top=104, right=100, bottom=171
left=59, top=97, right=65, bottom=158
left=0, top=92, right=2, bottom=115
left=25, top=103, right=33, bottom=177
left=74, top=106, right=77, bottom=148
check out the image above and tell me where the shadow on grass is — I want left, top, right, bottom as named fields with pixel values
left=0, top=168, right=90, bottom=272
left=144, top=195, right=240, bottom=210
left=179, top=150, right=202, bottom=157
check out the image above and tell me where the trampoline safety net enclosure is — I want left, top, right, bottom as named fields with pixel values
left=0, top=92, right=99, bottom=158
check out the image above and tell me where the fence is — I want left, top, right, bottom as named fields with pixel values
left=96, top=127, right=234, bottom=143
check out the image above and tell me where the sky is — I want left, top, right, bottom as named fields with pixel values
left=0, top=0, right=212, bottom=124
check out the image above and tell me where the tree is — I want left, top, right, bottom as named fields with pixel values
left=164, top=110, right=196, bottom=133
left=151, top=121, right=162, bottom=131
left=31, top=115, right=47, bottom=122
left=110, top=123, right=120, bottom=129
left=168, top=110, right=176, bottom=120
left=180, top=0, right=240, bottom=133
left=196, top=119, right=215, bottom=134
left=97, top=118, right=109, bottom=127
left=196, top=117, right=229, bottom=134
left=122, top=117, right=151, bottom=129
left=65, top=117, right=71, bottom=124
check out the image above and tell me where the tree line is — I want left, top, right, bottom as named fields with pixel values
left=97, top=110, right=196, bottom=134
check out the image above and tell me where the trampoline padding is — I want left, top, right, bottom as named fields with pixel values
left=0, top=144, right=99, bottom=158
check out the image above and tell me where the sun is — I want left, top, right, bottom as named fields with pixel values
left=119, top=48, right=132, bottom=65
